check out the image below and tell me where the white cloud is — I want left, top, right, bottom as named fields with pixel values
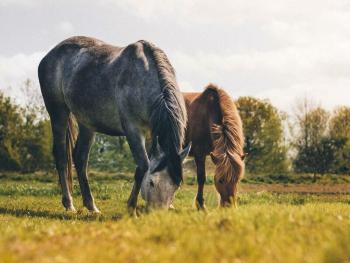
left=56, top=21, right=74, bottom=35
left=171, top=39, right=350, bottom=112
left=105, top=0, right=350, bottom=28
left=0, top=51, right=45, bottom=103
left=0, top=0, right=36, bottom=7
left=178, top=81, right=195, bottom=92
left=104, top=0, right=350, bottom=103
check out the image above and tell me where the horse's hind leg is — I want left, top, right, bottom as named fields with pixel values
left=195, top=154, right=207, bottom=210
left=50, top=110, right=76, bottom=211
left=73, top=125, right=99, bottom=213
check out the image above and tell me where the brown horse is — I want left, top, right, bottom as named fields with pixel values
left=183, top=84, right=245, bottom=208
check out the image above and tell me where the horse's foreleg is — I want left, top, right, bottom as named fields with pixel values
left=73, top=125, right=99, bottom=213
left=195, top=155, right=206, bottom=210
left=51, top=112, right=76, bottom=212
left=123, top=125, right=149, bottom=214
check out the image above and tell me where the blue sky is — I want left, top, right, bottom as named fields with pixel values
left=1, top=0, right=350, bottom=112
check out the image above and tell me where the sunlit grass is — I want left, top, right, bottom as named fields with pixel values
left=0, top=172, right=349, bottom=262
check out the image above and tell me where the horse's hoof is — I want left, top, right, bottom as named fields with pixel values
left=85, top=203, right=101, bottom=214
left=195, top=201, right=207, bottom=211
left=89, top=208, right=101, bottom=214
left=198, top=206, right=207, bottom=212
left=128, top=207, right=138, bottom=218
left=65, top=206, right=77, bottom=213
left=62, top=197, right=75, bottom=212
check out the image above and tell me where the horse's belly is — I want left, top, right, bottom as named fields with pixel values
left=68, top=97, right=125, bottom=136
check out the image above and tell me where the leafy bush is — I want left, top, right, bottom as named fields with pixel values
left=0, top=92, right=53, bottom=172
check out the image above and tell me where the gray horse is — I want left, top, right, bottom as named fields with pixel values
left=38, top=36, right=190, bottom=213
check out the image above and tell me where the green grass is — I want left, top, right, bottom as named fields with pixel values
left=0, top=172, right=349, bottom=263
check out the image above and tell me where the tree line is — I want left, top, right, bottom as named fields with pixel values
left=237, top=97, right=350, bottom=176
left=0, top=82, right=349, bottom=176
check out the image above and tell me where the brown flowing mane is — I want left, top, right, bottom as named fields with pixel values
left=183, top=83, right=244, bottom=207
left=207, top=84, right=244, bottom=184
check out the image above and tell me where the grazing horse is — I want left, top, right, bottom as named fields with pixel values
left=183, top=84, right=245, bottom=208
left=38, top=36, right=190, bottom=213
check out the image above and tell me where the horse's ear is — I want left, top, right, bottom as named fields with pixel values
left=210, top=152, right=219, bottom=164
left=150, top=155, right=167, bottom=173
left=241, top=153, right=248, bottom=161
left=179, top=143, right=191, bottom=162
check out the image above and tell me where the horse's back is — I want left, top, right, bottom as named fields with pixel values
left=38, top=37, right=128, bottom=134
left=183, top=92, right=199, bottom=110
left=38, top=37, right=164, bottom=135
left=44, top=36, right=122, bottom=60
left=39, top=36, right=123, bottom=82
left=39, top=37, right=111, bottom=92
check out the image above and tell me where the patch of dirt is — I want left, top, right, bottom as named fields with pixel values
left=240, top=183, right=350, bottom=194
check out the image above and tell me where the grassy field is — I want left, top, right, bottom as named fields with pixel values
left=0, top=171, right=350, bottom=263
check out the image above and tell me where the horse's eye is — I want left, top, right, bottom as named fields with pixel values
left=150, top=181, right=155, bottom=187
left=219, top=178, right=225, bottom=184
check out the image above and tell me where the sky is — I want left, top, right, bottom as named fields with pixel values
left=0, top=0, right=350, bottom=112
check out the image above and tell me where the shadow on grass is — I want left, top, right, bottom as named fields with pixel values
left=0, top=171, right=133, bottom=183
left=0, top=181, right=131, bottom=199
left=0, top=206, right=124, bottom=222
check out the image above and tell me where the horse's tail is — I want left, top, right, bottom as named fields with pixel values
left=140, top=40, right=187, bottom=185
left=66, top=114, right=77, bottom=194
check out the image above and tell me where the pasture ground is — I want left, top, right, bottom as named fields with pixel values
left=0, top=171, right=349, bottom=263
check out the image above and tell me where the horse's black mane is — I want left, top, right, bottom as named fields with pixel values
left=140, top=40, right=187, bottom=185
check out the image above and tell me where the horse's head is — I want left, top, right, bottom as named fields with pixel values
left=210, top=152, right=246, bottom=207
left=141, top=144, right=191, bottom=209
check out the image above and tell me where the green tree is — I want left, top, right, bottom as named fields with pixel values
left=329, top=107, right=350, bottom=139
left=18, top=80, right=53, bottom=172
left=291, top=99, right=339, bottom=176
left=0, top=83, right=53, bottom=172
left=20, top=113, right=53, bottom=172
left=328, top=107, right=350, bottom=173
left=236, top=96, right=288, bottom=174
left=293, top=136, right=344, bottom=176
left=0, top=92, right=23, bottom=170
